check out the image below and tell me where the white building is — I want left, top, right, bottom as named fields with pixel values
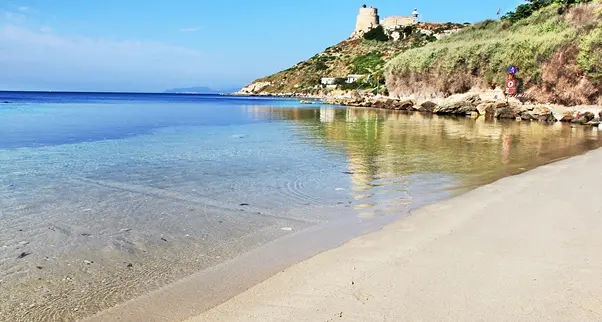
left=321, top=77, right=337, bottom=85
left=346, top=74, right=367, bottom=83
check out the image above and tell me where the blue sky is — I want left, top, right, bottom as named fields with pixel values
left=0, top=0, right=523, bottom=92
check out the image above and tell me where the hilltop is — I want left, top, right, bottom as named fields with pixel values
left=236, top=6, right=465, bottom=97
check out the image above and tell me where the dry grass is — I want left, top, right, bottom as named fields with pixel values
left=386, top=3, right=602, bottom=105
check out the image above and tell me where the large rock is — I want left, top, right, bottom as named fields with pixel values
left=559, top=111, right=576, bottom=122
left=476, top=101, right=508, bottom=116
left=495, top=105, right=524, bottom=119
left=392, top=100, right=415, bottom=110
left=433, top=94, right=482, bottom=115
left=572, top=112, right=595, bottom=124
left=529, top=106, right=556, bottom=122
left=599, top=110, right=602, bottom=121
left=418, top=101, right=437, bottom=113
left=372, top=99, right=386, bottom=109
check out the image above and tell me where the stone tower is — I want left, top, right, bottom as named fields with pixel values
left=354, top=5, right=379, bottom=35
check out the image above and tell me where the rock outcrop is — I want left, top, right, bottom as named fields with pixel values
left=432, top=94, right=481, bottom=115
left=418, top=101, right=437, bottom=113
left=323, top=95, right=562, bottom=123
left=237, top=82, right=272, bottom=95
left=572, top=112, right=596, bottom=124
left=476, top=102, right=508, bottom=116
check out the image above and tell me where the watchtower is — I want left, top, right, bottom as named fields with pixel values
left=354, top=5, right=380, bottom=34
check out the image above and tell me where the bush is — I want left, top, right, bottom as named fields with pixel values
left=314, top=60, right=328, bottom=71
left=363, top=26, right=389, bottom=42
left=578, top=25, right=602, bottom=82
left=352, top=51, right=385, bottom=74
left=502, top=0, right=593, bottom=23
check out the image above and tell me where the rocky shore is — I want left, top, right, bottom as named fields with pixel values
left=323, top=93, right=602, bottom=126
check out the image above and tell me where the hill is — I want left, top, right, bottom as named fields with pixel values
left=386, top=1, right=602, bottom=105
left=237, top=22, right=465, bottom=96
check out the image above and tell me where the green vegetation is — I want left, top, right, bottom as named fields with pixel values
left=363, top=26, right=389, bottom=42
left=246, top=22, right=466, bottom=94
left=352, top=52, right=385, bottom=74
left=386, top=1, right=602, bottom=104
left=503, top=0, right=593, bottom=23
left=578, top=25, right=602, bottom=82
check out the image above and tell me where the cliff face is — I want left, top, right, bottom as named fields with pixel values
left=386, top=3, right=602, bottom=106
left=237, top=23, right=464, bottom=96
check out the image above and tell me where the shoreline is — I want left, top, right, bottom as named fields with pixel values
left=190, top=147, right=602, bottom=322
left=228, top=90, right=602, bottom=126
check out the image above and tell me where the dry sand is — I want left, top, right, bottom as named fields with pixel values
left=190, top=148, right=602, bottom=322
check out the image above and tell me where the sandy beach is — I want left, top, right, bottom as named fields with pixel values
left=190, top=147, right=602, bottom=322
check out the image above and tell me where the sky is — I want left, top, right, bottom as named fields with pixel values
left=0, top=0, right=524, bottom=92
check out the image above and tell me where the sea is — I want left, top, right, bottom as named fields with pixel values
left=1, top=91, right=601, bottom=321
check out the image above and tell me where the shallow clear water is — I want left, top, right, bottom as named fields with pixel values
left=1, top=92, right=601, bottom=321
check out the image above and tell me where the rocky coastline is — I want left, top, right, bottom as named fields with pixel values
left=228, top=87, right=601, bottom=126
left=322, top=93, right=602, bottom=126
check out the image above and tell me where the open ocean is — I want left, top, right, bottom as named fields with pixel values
left=1, top=91, right=601, bottom=321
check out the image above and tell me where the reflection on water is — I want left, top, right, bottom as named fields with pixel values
left=246, top=105, right=602, bottom=200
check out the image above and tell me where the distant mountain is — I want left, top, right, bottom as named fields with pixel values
left=163, top=86, right=239, bottom=94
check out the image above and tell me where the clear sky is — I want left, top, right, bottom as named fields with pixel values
left=0, top=0, right=523, bottom=92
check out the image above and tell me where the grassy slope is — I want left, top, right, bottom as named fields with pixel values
left=386, top=3, right=602, bottom=105
left=248, top=24, right=457, bottom=95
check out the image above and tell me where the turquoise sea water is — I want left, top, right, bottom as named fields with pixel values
left=1, top=92, right=601, bottom=321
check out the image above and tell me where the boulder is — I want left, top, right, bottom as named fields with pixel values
left=529, top=106, right=556, bottom=122
left=392, top=100, right=415, bottom=110
left=495, top=105, right=523, bottom=119
left=520, top=111, right=534, bottom=121
left=418, top=101, right=437, bottom=113
left=477, top=101, right=508, bottom=116
left=599, top=110, right=602, bottom=121
left=572, top=111, right=595, bottom=124
left=372, top=100, right=386, bottom=109
left=433, top=94, right=482, bottom=115
left=559, top=111, right=576, bottom=122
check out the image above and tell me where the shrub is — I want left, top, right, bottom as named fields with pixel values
left=363, top=26, right=389, bottom=42
left=352, top=51, right=385, bottom=74
left=502, top=0, right=593, bottom=23
left=578, top=25, right=602, bottom=82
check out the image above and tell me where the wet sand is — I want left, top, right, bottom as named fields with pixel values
left=190, top=148, right=602, bottom=322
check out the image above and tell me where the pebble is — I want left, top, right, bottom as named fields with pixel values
left=17, top=252, right=31, bottom=259
left=281, top=227, right=293, bottom=231
left=19, top=241, right=30, bottom=246
left=120, top=228, right=131, bottom=232
left=83, top=260, right=93, bottom=265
